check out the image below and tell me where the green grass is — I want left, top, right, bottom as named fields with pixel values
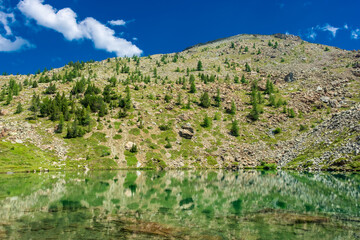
left=113, top=134, right=122, bottom=140
left=114, top=121, right=121, bottom=129
left=124, top=150, right=138, bottom=167
left=129, top=128, right=141, bottom=136
left=0, top=141, right=59, bottom=172
left=207, top=156, right=218, bottom=166
left=91, top=132, right=107, bottom=142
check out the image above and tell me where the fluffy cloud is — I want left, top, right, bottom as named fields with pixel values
left=351, top=29, right=360, bottom=40
left=0, top=10, right=33, bottom=52
left=80, top=17, right=142, bottom=57
left=0, top=11, right=15, bottom=35
left=321, top=24, right=339, bottom=37
left=108, top=19, right=126, bottom=26
left=17, top=0, right=142, bottom=56
left=0, top=35, right=33, bottom=51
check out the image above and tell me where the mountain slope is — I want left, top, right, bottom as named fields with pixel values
left=0, top=34, right=359, bottom=172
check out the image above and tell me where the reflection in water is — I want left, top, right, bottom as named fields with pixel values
left=0, top=170, right=359, bottom=239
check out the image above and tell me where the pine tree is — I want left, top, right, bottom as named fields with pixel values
left=197, top=60, right=203, bottom=71
left=32, top=80, right=38, bottom=88
left=250, top=101, right=260, bottom=121
left=245, top=63, right=251, bottom=72
left=200, top=92, right=211, bottom=108
left=228, top=101, right=236, bottom=115
left=201, top=114, right=212, bottom=128
left=15, top=102, right=23, bottom=114
left=265, top=79, right=274, bottom=94
left=241, top=74, right=247, bottom=84
left=189, top=81, right=196, bottom=93
left=231, top=120, right=240, bottom=136
left=5, top=90, right=12, bottom=105
left=214, top=88, right=221, bottom=107
left=234, top=76, right=239, bottom=83
left=55, top=114, right=64, bottom=133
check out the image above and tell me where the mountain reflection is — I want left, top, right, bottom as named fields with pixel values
left=0, top=170, right=359, bottom=239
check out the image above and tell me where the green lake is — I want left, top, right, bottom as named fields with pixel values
left=0, top=170, right=359, bottom=239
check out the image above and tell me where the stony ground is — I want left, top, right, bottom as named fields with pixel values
left=0, top=33, right=359, bottom=172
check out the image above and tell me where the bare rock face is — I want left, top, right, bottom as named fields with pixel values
left=273, top=33, right=302, bottom=41
left=125, top=142, right=136, bottom=151
left=284, top=72, right=295, bottom=82
left=179, top=123, right=194, bottom=139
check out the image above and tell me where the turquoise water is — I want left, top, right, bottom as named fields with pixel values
left=0, top=170, right=359, bottom=239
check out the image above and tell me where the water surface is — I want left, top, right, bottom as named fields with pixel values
left=0, top=170, right=359, bottom=239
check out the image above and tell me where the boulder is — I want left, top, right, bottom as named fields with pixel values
left=320, top=96, right=330, bottom=103
left=179, top=129, right=193, bottom=139
left=181, top=123, right=194, bottom=133
left=284, top=72, right=295, bottom=82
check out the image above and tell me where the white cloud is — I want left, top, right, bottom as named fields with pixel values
left=108, top=19, right=126, bottom=26
left=0, top=9, right=34, bottom=52
left=306, top=27, right=317, bottom=39
left=0, top=11, right=15, bottom=35
left=0, top=35, right=33, bottom=51
left=80, top=17, right=142, bottom=57
left=344, top=24, right=348, bottom=29
left=351, top=29, right=360, bottom=40
left=321, top=24, right=339, bottom=37
left=17, top=0, right=142, bottom=56
left=18, top=0, right=83, bottom=40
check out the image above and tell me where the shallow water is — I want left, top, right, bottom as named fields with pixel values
left=0, top=170, right=359, bottom=239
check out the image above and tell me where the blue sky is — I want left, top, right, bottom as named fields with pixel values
left=0, top=0, right=359, bottom=74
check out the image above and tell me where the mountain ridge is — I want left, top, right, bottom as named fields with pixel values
left=0, top=33, right=359, bottom=172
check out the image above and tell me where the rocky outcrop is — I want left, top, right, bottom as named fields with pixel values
left=179, top=123, right=194, bottom=139
left=279, top=104, right=360, bottom=170
left=284, top=72, right=295, bottom=82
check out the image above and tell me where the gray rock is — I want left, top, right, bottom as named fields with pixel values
left=320, top=96, right=330, bottom=103
left=284, top=72, right=295, bottom=82
left=179, top=129, right=194, bottom=139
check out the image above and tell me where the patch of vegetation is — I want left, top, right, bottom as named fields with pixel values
left=129, top=128, right=141, bottom=136
left=124, top=150, right=138, bottom=167
left=113, top=134, right=122, bottom=140
left=207, top=156, right=218, bottom=166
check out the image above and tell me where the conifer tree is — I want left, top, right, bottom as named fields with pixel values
left=55, top=114, right=64, bottom=133
left=214, top=88, right=221, bottom=107
left=200, top=92, right=211, bottom=108
left=189, top=81, right=196, bottom=93
left=197, top=60, right=203, bottom=71
left=15, top=102, right=23, bottom=114
left=201, top=114, right=212, bottom=128
left=231, top=120, right=240, bottom=136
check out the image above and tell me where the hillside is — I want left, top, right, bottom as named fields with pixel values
left=0, top=33, right=359, bottom=172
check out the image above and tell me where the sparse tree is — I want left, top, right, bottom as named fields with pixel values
left=15, top=102, right=23, bottom=114
left=197, top=60, right=203, bottom=71
left=200, top=92, right=211, bottom=108
left=231, top=120, right=240, bottom=137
